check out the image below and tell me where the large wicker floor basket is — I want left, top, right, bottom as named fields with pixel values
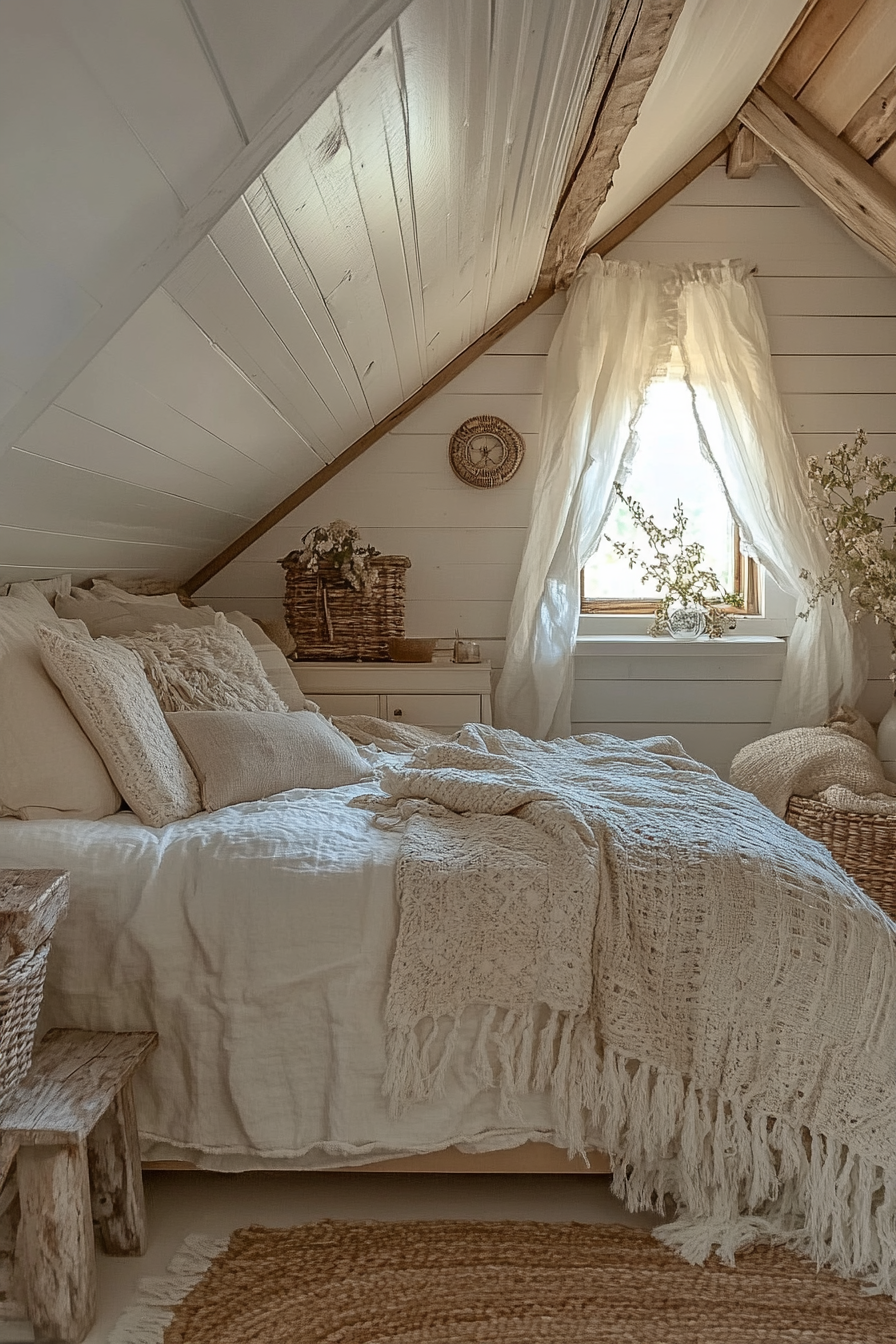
left=281, top=555, right=410, bottom=661
left=785, top=795, right=896, bottom=921
left=0, top=870, right=69, bottom=1101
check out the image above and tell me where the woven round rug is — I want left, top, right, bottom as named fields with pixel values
left=114, top=1220, right=896, bottom=1344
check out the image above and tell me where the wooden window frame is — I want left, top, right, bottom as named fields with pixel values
left=580, top=528, right=761, bottom=615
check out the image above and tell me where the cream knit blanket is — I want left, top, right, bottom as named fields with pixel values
left=730, top=720, right=896, bottom=818
left=358, top=724, right=896, bottom=1294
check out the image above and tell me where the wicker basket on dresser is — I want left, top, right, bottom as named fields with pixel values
left=280, top=554, right=411, bottom=660
left=784, top=797, right=896, bottom=920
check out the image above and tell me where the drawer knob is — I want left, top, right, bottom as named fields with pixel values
left=393, top=708, right=403, bottom=718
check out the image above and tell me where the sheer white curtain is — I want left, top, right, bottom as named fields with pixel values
left=495, top=257, right=864, bottom=739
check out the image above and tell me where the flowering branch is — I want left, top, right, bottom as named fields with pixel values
left=609, top=485, right=742, bottom=636
left=799, top=430, right=896, bottom=681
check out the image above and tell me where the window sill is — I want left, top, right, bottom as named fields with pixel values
left=575, top=632, right=785, bottom=656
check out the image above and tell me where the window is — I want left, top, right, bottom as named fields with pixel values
left=581, top=368, right=758, bottom=614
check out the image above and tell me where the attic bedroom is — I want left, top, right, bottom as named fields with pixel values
left=1, top=0, right=896, bottom=1340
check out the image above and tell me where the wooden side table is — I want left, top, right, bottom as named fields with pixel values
left=0, top=1029, right=157, bottom=1344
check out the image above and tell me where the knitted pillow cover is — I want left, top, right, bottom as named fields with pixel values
left=36, top=624, right=201, bottom=827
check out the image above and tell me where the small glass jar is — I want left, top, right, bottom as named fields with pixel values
left=667, top=605, right=706, bottom=641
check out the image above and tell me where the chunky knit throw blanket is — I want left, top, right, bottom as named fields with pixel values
left=730, top=722, right=896, bottom=819
left=358, top=725, right=896, bottom=1294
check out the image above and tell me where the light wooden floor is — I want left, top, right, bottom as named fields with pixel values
left=1, top=1170, right=661, bottom=1343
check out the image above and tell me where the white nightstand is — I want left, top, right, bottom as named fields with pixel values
left=291, top=661, right=493, bottom=733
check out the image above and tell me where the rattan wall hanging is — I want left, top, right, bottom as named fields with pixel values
left=449, top=415, right=525, bottom=488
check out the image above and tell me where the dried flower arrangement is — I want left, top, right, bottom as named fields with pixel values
left=609, top=484, right=743, bottom=637
left=284, top=520, right=381, bottom=596
left=800, top=430, right=896, bottom=683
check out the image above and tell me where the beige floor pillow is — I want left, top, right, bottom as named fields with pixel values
left=0, top=596, right=120, bottom=820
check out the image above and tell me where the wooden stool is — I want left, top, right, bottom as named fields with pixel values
left=0, top=1028, right=157, bottom=1344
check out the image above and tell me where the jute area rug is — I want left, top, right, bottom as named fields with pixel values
left=111, top=1219, right=896, bottom=1344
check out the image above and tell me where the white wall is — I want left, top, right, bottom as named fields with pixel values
left=201, top=160, right=896, bottom=772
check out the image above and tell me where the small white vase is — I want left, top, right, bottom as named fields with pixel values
left=877, top=694, right=896, bottom=783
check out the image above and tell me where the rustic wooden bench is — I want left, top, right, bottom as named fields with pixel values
left=0, top=1028, right=157, bottom=1344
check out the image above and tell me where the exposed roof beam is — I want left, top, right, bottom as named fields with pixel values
left=182, top=287, right=553, bottom=596
left=726, top=126, right=774, bottom=179
left=738, top=79, right=896, bottom=268
left=843, top=66, right=896, bottom=160
left=539, top=0, right=686, bottom=291
left=0, top=0, right=411, bottom=467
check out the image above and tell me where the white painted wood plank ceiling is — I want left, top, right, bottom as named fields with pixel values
left=0, top=0, right=812, bottom=585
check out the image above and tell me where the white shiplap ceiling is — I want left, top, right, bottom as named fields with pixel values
left=0, top=0, right=804, bottom=585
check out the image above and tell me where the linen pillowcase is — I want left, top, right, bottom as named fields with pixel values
left=114, top=614, right=288, bottom=714
left=55, top=592, right=310, bottom=711
left=0, top=598, right=121, bottom=820
left=166, top=710, right=372, bottom=811
left=36, top=624, right=201, bottom=827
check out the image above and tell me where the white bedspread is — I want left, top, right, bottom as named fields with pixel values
left=0, top=785, right=574, bottom=1170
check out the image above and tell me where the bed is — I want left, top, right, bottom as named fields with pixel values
left=2, top=578, right=896, bottom=1292
left=0, top=782, right=606, bottom=1174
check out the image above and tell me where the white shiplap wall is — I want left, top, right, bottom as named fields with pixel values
left=202, top=160, right=896, bottom=774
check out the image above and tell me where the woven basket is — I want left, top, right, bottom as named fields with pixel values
left=280, top=555, right=410, bottom=661
left=0, top=941, right=52, bottom=1102
left=785, top=795, right=896, bottom=921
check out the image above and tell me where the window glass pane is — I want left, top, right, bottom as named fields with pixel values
left=583, top=377, right=736, bottom=602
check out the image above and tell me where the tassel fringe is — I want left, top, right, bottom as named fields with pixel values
left=385, top=1009, right=896, bottom=1296
left=107, top=1235, right=229, bottom=1344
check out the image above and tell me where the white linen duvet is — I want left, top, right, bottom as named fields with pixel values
left=0, top=785, right=568, bottom=1170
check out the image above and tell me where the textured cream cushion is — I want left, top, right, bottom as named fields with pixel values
left=36, top=624, right=201, bottom=827
left=55, top=592, right=309, bottom=711
left=0, top=599, right=121, bottom=820
left=87, top=580, right=183, bottom=606
left=115, top=614, right=288, bottom=714
left=166, top=710, right=372, bottom=811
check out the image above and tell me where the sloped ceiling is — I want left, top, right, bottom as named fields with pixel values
left=0, top=0, right=832, bottom=586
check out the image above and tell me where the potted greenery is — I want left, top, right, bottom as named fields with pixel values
left=608, top=484, right=743, bottom=638
left=800, top=430, right=896, bottom=777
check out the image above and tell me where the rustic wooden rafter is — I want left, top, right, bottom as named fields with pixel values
left=843, top=65, right=896, bottom=160
left=738, top=79, right=896, bottom=268
left=772, top=0, right=865, bottom=97
left=726, top=126, right=774, bottom=179
left=539, top=0, right=687, bottom=291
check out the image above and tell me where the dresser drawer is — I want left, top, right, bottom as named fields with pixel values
left=313, top=693, right=380, bottom=718
left=384, top=694, right=482, bottom=729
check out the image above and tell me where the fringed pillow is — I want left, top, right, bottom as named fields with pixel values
left=115, top=613, right=288, bottom=714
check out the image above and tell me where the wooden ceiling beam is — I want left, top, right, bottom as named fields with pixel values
left=738, top=79, right=896, bottom=268
left=772, top=0, right=864, bottom=97
left=843, top=65, right=896, bottom=160
left=539, top=0, right=686, bottom=291
left=726, top=126, right=774, bottom=179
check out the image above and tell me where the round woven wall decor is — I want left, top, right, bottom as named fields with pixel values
left=449, top=415, right=525, bottom=488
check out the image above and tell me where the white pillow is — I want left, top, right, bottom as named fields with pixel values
left=86, top=579, right=183, bottom=606
left=36, top=624, right=200, bottom=827
left=114, top=615, right=288, bottom=714
left=0, top=598, right=120, bottom=820
left=166, top=710, right=372, bottom=811
left=55, top=592, right=310, bottom=711
left=9, top=574, right=72, bottom=604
